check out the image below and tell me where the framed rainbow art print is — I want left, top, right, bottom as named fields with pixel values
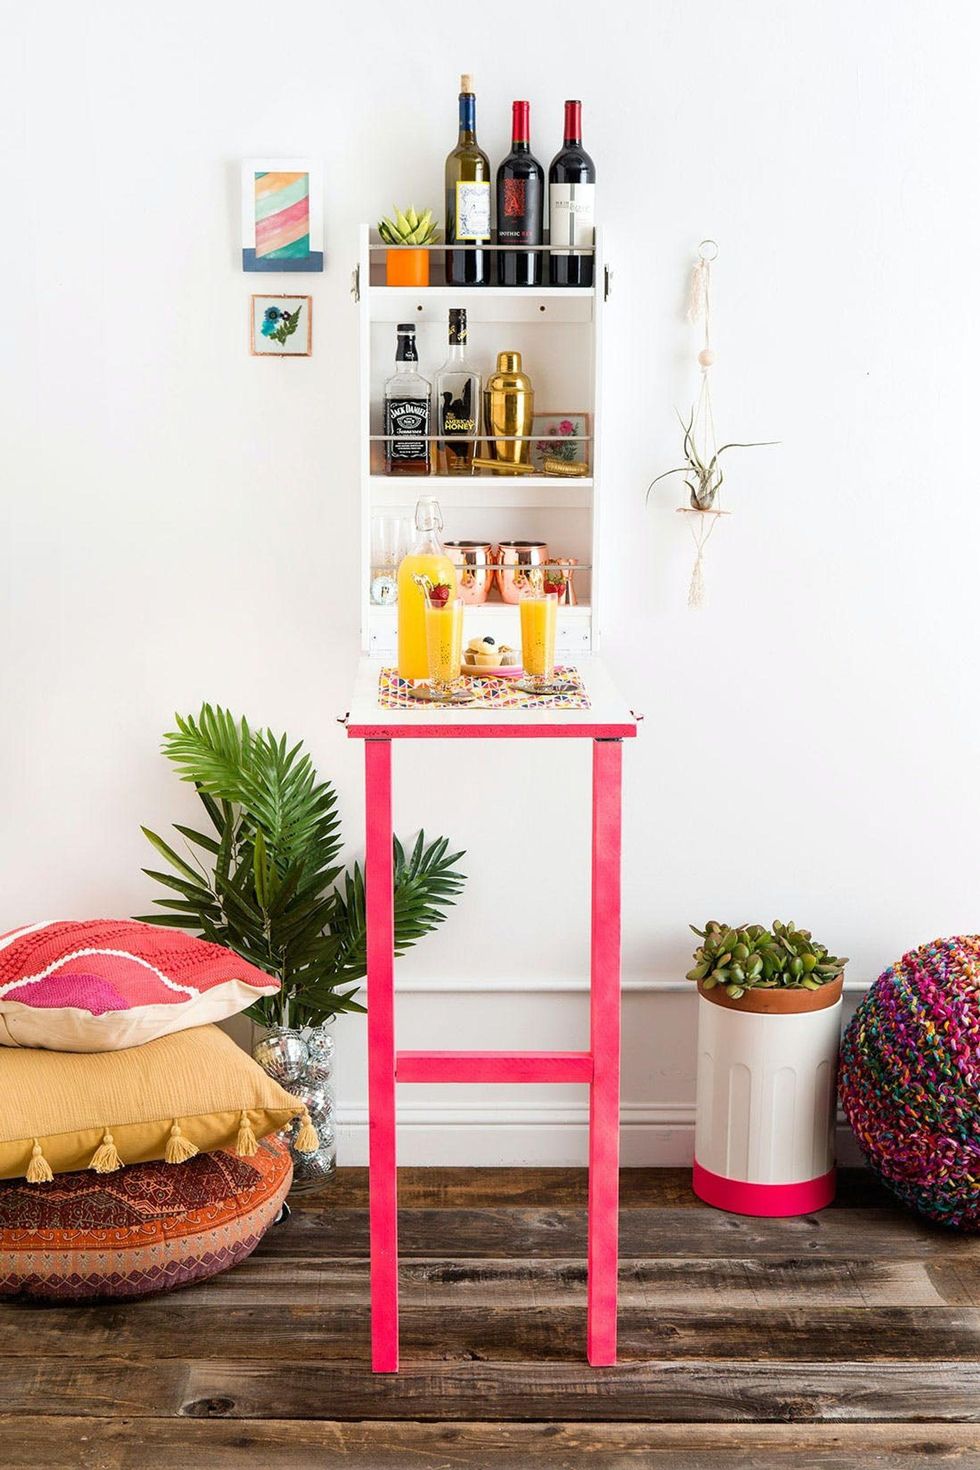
left=241, top=159, right=324, bottom=272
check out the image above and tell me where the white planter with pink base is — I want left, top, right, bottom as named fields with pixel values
left=693, top=976, right=844, bottom=1216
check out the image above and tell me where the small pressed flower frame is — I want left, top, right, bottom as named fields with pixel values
left=249, top=294, right=313, bottom=357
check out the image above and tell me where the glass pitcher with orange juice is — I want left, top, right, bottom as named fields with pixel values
left=397, top=498, right=457, bottom=681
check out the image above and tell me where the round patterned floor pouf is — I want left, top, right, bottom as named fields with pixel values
left=0, top=1135, right=291, bottom=1299
left=839, top=935, right=979, bottom=1231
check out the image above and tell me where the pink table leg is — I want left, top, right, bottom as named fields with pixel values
left=365, top=738, right=398, bottom=1372
left=587, top=737, right=623, bottom=1366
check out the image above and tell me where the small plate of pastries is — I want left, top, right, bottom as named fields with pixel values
left=462, top=637, right=523, bottom=678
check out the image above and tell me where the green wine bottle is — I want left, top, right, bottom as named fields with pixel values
left=445, top=73, right=490, bottom=287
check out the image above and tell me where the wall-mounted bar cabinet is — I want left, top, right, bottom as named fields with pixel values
left=355, top=224, right=608, bottom=657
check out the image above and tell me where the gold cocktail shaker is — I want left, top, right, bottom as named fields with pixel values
left=483, top=350, right=534, bottom=471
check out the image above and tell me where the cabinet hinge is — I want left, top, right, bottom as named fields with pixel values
left=350, top=265, right=360, bottom=303
left=604, top=264, right=613, bottom=301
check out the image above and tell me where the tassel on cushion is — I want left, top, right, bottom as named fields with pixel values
left=89, top=1130, right=122, bottom=1174
left=236, top=1109, right=258, bottom=1158
left=26, top=1139, right=53, bottom=1184
left=164, top=1120, right=198, bottom=1165
left=295, top=1107, right=319, bottom=1154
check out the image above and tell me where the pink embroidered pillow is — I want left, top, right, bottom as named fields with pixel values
left=0, top=921, right=278, bottom=1051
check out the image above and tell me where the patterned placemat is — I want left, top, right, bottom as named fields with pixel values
left=377, top=666, right=591, bottom=712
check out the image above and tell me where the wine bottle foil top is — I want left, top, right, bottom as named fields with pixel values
left=396, top=323, right=415, bottom=334
left=512, top=100, right=530, bottom=138
left=448, top=308, right=467, bottom=344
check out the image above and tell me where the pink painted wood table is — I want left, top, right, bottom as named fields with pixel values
left=344, top=657, right=638, bottom=1372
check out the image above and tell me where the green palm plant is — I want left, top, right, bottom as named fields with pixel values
left=137, top=705, right=466, bottom=1029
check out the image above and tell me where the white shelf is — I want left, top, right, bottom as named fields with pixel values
left=346, top=656, right=635, bottom=736
left=368, top=476, right=592, bottom=510
left=370, top=285, right=594, bottom=301
left=368, top=288, right=594, bottom=324
left=368, top=601, right=592, bottom=622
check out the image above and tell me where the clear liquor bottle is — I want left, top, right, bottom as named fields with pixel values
left=435, top=308, right=481, bottom=475
left=384, top=323, right=431, bottom=475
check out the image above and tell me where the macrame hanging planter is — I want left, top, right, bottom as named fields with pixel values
left=678, top=240, right=728, bottom=609
left=646, top=241, right=773, bottom=609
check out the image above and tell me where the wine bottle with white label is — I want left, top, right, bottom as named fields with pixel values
left=548, top=100, right=595, bottom=287
left=445, top=73, right=491, bottom=287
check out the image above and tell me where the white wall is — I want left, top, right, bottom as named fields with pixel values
left=3, top=1, right=978, bottom=1164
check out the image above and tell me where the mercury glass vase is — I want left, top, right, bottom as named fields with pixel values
left=252, top=1023, right=337, bottom=1192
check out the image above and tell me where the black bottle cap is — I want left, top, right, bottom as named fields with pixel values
left=396, top=322, right=415, bottom=333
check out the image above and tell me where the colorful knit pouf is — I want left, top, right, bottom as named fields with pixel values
left=839, top=935, right=979, bottom=1230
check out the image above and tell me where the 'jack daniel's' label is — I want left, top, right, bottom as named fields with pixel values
left=385, top=396, right=429, bottom=460
left=549, top=182, right=595, bottom=251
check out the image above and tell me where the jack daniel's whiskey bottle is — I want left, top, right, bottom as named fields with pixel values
left=384, top=323, right=431, bottom=475
left=435, top=309, right=480, bottom=475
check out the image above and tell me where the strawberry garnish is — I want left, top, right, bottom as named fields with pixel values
left=428, top=582, right=452, bottom=608
left=543, top=572, right=566, bottom=597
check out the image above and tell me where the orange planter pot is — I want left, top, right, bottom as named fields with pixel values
left=386, top=249, right=429, bottom=287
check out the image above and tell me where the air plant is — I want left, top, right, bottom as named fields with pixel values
left=645, top=408, right=777, bottom=512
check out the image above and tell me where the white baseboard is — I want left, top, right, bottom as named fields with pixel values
left=389, top=976, right=873, bottom=994
left=336, top=1101, right=864, bottom=1168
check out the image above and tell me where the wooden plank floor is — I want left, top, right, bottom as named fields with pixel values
left=0, top=1167, right=978, bottom=1468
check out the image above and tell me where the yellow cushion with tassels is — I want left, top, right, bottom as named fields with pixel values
left=0, top=1024, right=318, bottom=1182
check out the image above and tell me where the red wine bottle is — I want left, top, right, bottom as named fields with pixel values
left=549, top=100, right=595, bottom=287
left=496, top=100, right=544, bottom=286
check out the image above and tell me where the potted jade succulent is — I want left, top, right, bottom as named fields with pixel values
left=379, top=206, right=440, bottom=286
left=139, top=705, right=465, bottom=1191
left=687, top=920, right=847, bottom=1217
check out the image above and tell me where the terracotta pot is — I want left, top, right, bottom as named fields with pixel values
left=386, top=249, right=429, bottom=287
left=696, top=974, right=844, bottom=1014
left=692, top=971, right=845, bottom=1218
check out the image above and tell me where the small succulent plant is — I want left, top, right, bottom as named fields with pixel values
left=686, top=920, right=847, bottom=1001
left=378, top=205, right=440, bottom=247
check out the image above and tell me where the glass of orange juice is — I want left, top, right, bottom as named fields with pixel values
left=519, top=590, right=558, bottom=688
left=424, top=597, right=464, bottom=698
